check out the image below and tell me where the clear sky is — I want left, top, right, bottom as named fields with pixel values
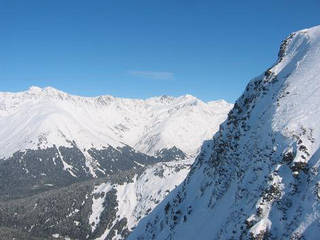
left=1, top=0, right=319, bottom=102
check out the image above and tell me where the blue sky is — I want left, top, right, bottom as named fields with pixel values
left=1, top=0, right=319, bottom=102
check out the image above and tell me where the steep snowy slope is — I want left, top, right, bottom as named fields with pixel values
left=129, top=25, right=320, bottom=240
left=0, top=88, right=232, bottom=159
left=94, top=158, right=194, bottom=240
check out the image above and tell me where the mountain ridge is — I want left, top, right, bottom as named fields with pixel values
left=0, top=86, right=232, bottom=159
left=0, top=86, right=233, bottom=239
left=129, top=25, right=320, bottom=240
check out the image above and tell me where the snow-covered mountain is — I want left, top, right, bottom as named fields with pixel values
left=0, top=88, right=232, bottom=239
left=0, top=157, right=194, bottom=240
left=90, top=158, right=194, bottom=240
left=0, top=87, right=231, bottom=159
left=129, top=25, right=320, bottom=240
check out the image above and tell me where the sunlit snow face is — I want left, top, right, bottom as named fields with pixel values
left=0, top=87, right=232, bottom=159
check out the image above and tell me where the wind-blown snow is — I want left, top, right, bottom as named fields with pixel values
left=129, top=25, right=320, bottom=240
left=0, top=88, right=232, bottom=159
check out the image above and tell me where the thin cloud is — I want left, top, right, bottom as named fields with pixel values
left=129, top=70, right=174, bottom=80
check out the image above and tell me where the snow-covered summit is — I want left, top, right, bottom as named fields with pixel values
left=0, top=87, right=232, bottom=158
left=129, top=25, right=320, bottom=240
left=0, top=88, right=233, bottom=239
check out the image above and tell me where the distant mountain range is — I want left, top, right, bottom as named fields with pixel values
left=0, top=86, right=232, bottom=159
left=0, top=88, right=232, bottom=239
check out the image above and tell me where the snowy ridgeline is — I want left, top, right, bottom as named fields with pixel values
left=129, top=25, right=320, bottom=240
left=0, top=83, right=233, bottom=238
left=0, top=87, right=232, bottom=159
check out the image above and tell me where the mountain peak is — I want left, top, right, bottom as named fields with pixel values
left=27, top=86, right=67, bottom=97
left=297, top=24, right=320, bottom=36
left=0, top=87, right=232, bottom=158
left=28, top=86, right=42, bottom=92
left=129, top=25, right=320, bottom=240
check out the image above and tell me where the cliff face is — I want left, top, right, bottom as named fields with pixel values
left=129, top=25, right=320, bottom=240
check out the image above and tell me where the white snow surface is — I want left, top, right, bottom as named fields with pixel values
left=89, top=182, right=113, bottom=232
left=92, top=158, right=193, bottom=240
left=116, top=158, right=192, bottom=231
left=0, top=87, right=232, bottom=159
left=129, top=25, right=320, bottom=240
